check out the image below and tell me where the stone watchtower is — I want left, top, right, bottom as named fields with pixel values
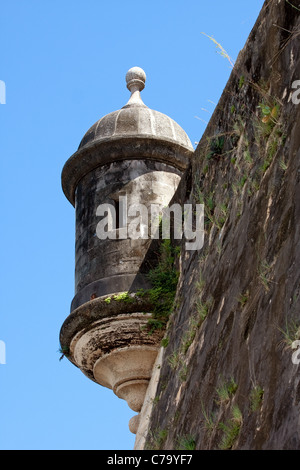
left=60, top=67, right=194, bottom=433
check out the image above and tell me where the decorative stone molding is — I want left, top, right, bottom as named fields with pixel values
left=70, top=313, right=162, bottom=374
left=61, top=305, right=164, bottom=431
left=94, top=346, right=159, bottom=411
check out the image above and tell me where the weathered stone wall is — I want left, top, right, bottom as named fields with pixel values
left=140, top=0, right=300, bottom=450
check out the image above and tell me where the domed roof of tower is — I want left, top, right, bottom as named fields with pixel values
left=62, top=67, right=194, bottom=206
left=78, top=67, right=193, bottom=152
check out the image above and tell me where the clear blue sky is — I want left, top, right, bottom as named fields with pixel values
left=0, top=0, right=264, bottom=450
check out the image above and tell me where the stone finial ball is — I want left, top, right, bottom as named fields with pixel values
left=126, top=67, right=146, bottom=92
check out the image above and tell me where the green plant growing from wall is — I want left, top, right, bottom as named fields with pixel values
left=244, top=148, right=253, bottom=166
left=279, top=159, right=288, bottom=171
left=201, top=400, right=216, bottom=436
left=104, top=291, right=135, bottom=304
left=238, top=75, right=245, bottom=89
left=176, top=434, right=196, bottom=450
left=258, top=259, right=272, bottom=292
left=58, top=345, right=70, bottom=361
left=168, top=350, right=181, bottom=370
left=196, top=298, right=212, bottom=324
left=220, top=202, right=229, bottom=219
left=256, top=101, right=280, bottom=139
left=193, top=176, right=204, bottom=206
left=218, top=405, right=242, bottom=450
left=237, top=290, right=249, bottom=307
left=213, top=202, right=229, bottom=230
left=167, top=349, right=189, bottom=383
left=216, top=377, right=238, bottom=405
left=206, top=135, right=225, bottom=160
left=238, top=173, right=248, bottom=189
left=259, top=128, right=284, bottom=175
left=167, top=294, right=214, bottom=380
left=179, top=363, right=188, bottom=382
left=146, top=428, right=168, bottom=450
left=277, top=317, right=300, bottom=349
left=145, top=240, right=180, bottom=333
left=232, top=115, right=246, bottom=141
left=250, top=385, right=264, bottom=412
left=248, top=175, right=260, bottom=196
left=196, top=271, right=205, bottom=294
left=196, top=189, right=228, bottom=231
left=152, top=395, right=160, bottom=406
left=201, top=32, right=235, bottom=68
left=181, top=317, right=199, bottom=355
left=161, top=336, right=169, bottom=348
